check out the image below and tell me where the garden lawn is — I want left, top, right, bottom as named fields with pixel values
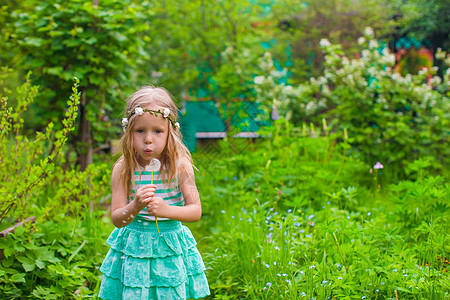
left=191, top=122, right=449, bottom=299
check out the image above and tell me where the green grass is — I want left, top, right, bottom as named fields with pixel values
left=190, top=123, right=449, bottom=299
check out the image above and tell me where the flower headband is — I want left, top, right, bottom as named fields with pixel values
left=122, top=106, right=180, bottom=132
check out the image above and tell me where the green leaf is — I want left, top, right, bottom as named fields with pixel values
left=16, top=255, right=33, bottom=265
left=23, top=262, right=36, bottom=272
left=110, top=31, right=127, bottom=42
left=84, top=37, right=97, bottom=45
left=35, top=260, right=45, bottom=269
left=14, top=226, right=25, bottom=236
left=10, top=273, right=26, bottom=283
left=47, top=66, right=64, bottom=76
left=68, top=240, right=86, bottom=263
left=22, top=37, right=43, bottom=47
left=4, top=246, right=14, bottom=258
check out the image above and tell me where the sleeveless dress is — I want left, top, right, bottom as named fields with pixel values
left=98, top=167, right=210, bottom=299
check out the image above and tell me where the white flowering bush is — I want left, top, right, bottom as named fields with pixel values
left=252, top=52, right=297, bottom=119
left=254, top=28, right=449, bottom=173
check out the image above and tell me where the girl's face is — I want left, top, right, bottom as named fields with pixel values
left=132, top=105, right=169, bottom=166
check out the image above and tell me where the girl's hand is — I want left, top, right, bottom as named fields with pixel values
left=146, top=197, right=170, bottom=218
left=134, top=184, right=156, bottom=211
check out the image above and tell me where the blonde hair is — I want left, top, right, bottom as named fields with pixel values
left=117, top=86, right=193, bottom=197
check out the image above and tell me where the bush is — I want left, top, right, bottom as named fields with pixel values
left=253, top=29, right=450, bottom=179
left=0, top=70, right=113, bottom=298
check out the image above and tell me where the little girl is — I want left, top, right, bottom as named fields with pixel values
left=98, top=87, right=210, bottom=299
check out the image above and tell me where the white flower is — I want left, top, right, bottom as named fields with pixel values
left=122, top=118, right=129, bottom=126
left=254, top=76, right=265, bottom=85
left=362, top=50, right=370, bottom=58
left=369, top=40, right=379, bottom=49
left=174, top=122, right=180, bottom=129
left=317, top=76, right=327, bottom=85
left=358, top=37, right=365, bottom=45
left=418, top=68, right=428, bottom=75
left=163, top=108, right=170, bottom=118
left=135, top=107, right=144, bottom=116
left=435, top=48, right=446, bottom=60
left=430, top=76, right=442, bottom=86
left=319, top=39, right=331, bottom=47
left=364, top=27, right=374, bottom=36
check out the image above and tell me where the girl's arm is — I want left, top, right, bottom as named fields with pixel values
left=147, top=161, right=202, bottom=223
left=111, top=160, right=156, bottom=228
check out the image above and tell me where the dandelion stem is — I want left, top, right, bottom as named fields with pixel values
left=151, top=172, right=160, bottom=234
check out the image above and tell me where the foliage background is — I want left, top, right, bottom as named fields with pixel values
left=0, top=0, right=448, bottom=299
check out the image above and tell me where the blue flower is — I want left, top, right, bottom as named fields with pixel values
left=266, top=282, right=272, bottom=287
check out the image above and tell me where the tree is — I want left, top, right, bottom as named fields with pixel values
left=7, top=0, right=152, bottom=169
left=260, top=0, right=393, bottom=81
left=389, top=0, right=450, bottom=50
left=142, top=0, right=267, bottom=130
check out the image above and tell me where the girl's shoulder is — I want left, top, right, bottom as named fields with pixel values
left=113, top=157, right=125, bottom=172
left=176, top=157, right=196, bottom=183
left=112, top=157, right=125, bottom=182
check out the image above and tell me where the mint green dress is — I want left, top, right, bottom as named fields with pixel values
left=98, top=168, right=210, bottom=299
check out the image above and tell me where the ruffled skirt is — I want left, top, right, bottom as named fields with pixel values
left=98, top=219, right=210, bottom=299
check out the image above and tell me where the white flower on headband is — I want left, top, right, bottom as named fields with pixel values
left=174, top=122, right=180, bottom=129
left=135, top=107, right=144, bottom=116
left=122, top=118, right=129, bottom=132
left=163, top=108, right=170, bottom=118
